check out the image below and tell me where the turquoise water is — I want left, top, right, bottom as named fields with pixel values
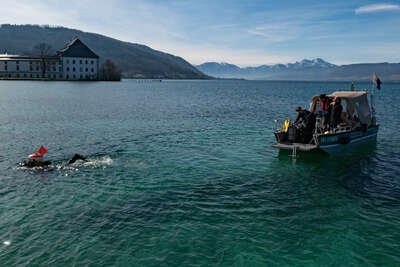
left=0, top=80, right=399, bottom=266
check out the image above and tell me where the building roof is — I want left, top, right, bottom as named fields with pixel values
left=57, top=38, right=99, bottom=59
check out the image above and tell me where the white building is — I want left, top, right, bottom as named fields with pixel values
left=0, top=38, right=99, bottom=80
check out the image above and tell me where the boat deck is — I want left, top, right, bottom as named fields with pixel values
left=271, top=142, right=318, bottom=151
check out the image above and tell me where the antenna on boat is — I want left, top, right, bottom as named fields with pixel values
left=370, top=72, right=381, bottom=124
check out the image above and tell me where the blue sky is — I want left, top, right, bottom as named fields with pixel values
left=1, top=0, right=400, bottom=66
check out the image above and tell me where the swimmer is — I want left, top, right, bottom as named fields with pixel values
left=23, top=146, right=51, bottom=167
left=21, top=147, right=87, bottom=168
left=68, top=154, right=87, bottom=165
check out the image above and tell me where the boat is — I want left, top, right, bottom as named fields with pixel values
left=272, top=91, right=379, bottom=154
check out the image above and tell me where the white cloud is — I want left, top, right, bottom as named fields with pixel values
left=155, top=42, right=297, bottom=66
left=355, top=3, right=400, bottom=14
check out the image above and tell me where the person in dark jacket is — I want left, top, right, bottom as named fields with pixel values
left=328, top=97, right=343, bottom=128
left=294, top=107, right=315, bottom=143
left=295, top=106, right=311, bottom=125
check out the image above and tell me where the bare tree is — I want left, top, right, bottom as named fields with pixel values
left=32, top=43, right=53, bottom=78
left=99, top=60, right=121, bottom=81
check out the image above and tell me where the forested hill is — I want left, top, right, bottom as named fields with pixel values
left=0, top=24, right=208, bottom=79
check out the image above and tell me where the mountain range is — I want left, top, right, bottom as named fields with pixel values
left=0, top=24, right=207, bottom=79
left=197, top=58, right=400, bottom=81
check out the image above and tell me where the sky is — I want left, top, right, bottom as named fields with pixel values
left=0, top=0, right=400, bottom=66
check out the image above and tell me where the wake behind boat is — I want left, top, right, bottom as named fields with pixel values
left=272, top=90, right=379, bottom=154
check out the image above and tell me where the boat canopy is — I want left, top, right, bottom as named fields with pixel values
left=328, top=91, right=368, bottom=99
left=310, top=91, right=372, bottom=125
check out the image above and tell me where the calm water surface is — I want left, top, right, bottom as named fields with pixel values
left=0, top=80, right=399, bottom=266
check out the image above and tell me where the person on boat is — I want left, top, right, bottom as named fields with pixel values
left=318, top=94, right=331, bottom=129
left=294, top=107, right=315, bottom=143
left=319, top=94, right=330, bottom=112
left=328, top=97, right=343, bottom=128
left=294, top=106, right=311, bottom=125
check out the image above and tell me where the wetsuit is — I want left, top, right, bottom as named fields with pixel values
left=295, top=110, right=311, bottom=124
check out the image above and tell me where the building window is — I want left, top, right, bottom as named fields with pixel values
left=30, top=66, right=33, bottom=71
left=36, top=66, right=39, bottom=71
left=73, top=67, right=76, bottom=72
left=16, top=61, right=19, bottom=64
left=91, top=68, right=94, bottom=72
left=4, top=66, right=7, bottom=70
left=79, top=60, right=82, bottom=64
left=53, top=67, right=56, bottom=71
left=80, top=74, right=83, bottom=79
left=80, top=67, right=83, bottom=72
left=66, top=67, right=70, bottom=71
left=85, top=68, right=88, bottom=72
left=85, top=60, right=88, bottom=64
left=36, top=74, right=39, bottom=78
left=72, top=60, right=75, bottom=64
left=30, top=74, right=33, bottom=78
left=73, top=74, right=76, bottom=79
left=59, top=74, right=62, bottom=78
left=66, top=74, right=69, bottom=79
left=91, top=60, right=94, bottom=64
left=16, top=66, right=19, bottom=71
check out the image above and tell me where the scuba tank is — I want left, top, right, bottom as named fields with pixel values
left=282, top=119, right=291, bottom=132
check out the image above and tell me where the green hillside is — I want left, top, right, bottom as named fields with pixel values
left=0, top=24, right=208, bottom=79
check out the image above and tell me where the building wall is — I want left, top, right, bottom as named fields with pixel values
left=0, top=58, right=63, bottom=79
left=62, top=57, right=98, bottom=80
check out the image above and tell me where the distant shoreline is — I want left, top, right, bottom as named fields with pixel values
left=1, top=78, right=399, bottom=83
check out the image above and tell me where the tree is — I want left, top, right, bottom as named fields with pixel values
left=99, top=60, right=121, bottom=81
left=32, top=43, right=53, bottom=78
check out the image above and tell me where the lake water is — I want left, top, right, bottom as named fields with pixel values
left=0, top=79, right=399, bottom=266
